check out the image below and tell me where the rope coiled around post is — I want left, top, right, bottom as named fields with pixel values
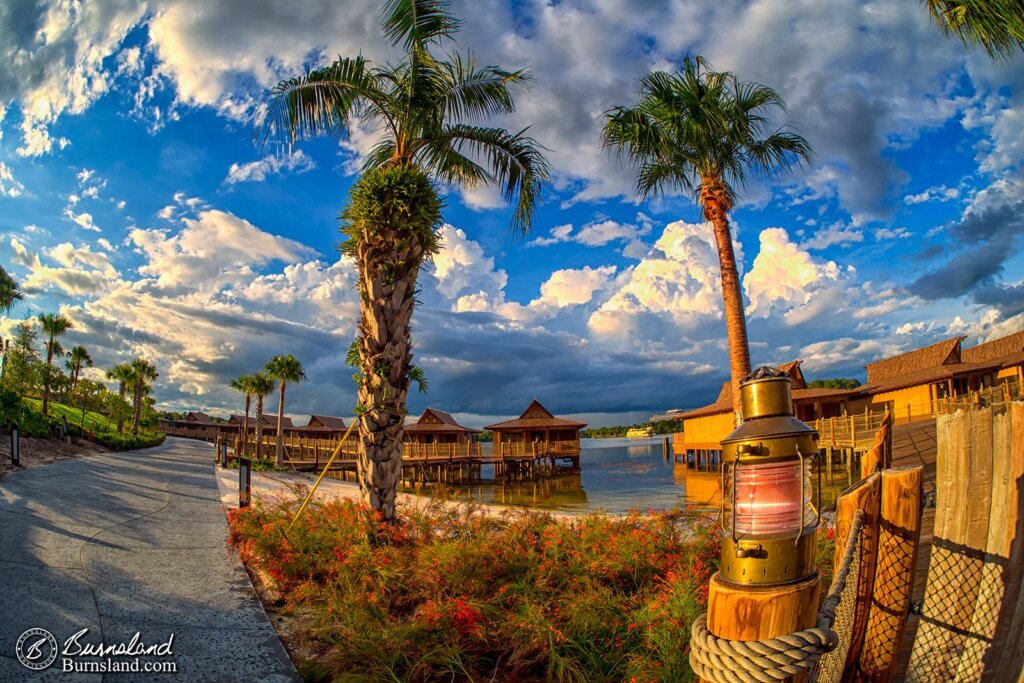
left=689, top=510, right=865, bottom=683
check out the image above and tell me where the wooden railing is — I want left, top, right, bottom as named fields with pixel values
left=931, top=377, right=1020, bottom=415
left=814, top=410, right=890, bottom=452
left=402, top=442, right=483, bottom=459
left=494, top=440, right=581, bottom=457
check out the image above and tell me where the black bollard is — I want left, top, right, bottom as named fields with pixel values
left=238, top=458, right=251, bottom=508
left=11, top=426, right=19, bottom=466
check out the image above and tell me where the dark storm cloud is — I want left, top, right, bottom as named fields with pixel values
left=909, top=198, right=1024, bottom=301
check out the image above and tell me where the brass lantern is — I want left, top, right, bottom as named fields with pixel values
left=719, top=367, right=819, bottom=585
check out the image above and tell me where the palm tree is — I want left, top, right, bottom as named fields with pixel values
left=126, top=358, right=159, bottom=439
left=264, top=355, right=306, bottom=467
left=106, top=362, right=133, bottom=432
left=66, top=345, right=93, bottom=393
left=603, top=57, right=812, bottom=423
left=924, top=0, right=1024, bottom=60
left=0, top=265, right=22, bottom=313
left=248, top=372, right=276, bottom=461
left=259, top=0, right=549, bottom=521
left=38, top=313, right=73, bottom=415
left=230, top=374, right=256, bottom=456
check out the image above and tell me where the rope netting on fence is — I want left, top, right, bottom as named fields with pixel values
left=689, top=510, right=865, bottom=683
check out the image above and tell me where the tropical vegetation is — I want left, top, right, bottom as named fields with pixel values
left=0, top=313, right=163, bottom=450
left=258, top=0, right=549, bottom=521
left=924, top=0, right=1024, bottom=60
left=265, top=354, right=306, bottom=467
left=38, top=312, right=73, bottom=416
left=603, top=57, right=812, bottom=424
left=0, top=265, right=22, bottom=314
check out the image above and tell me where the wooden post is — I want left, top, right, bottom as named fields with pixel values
left=835, top=472, right=882, bottom=679
left=856, top=466, right=923, bottom=681
left=705, top=575, right=820, bottom=683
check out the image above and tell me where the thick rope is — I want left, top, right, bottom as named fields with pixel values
left=689, top=510, right=866, bottom=683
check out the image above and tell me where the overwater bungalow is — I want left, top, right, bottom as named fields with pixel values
left=861, top=331, right=1024, bottom=422
left=404, top=408, right=479, bottom=445
left=674, top=360, right=857, bottom=469
left=485, top=399, right=585, bottom=458
left=673, top=329, right=1024, bottom=467
left=229, top=413, right=294, bottom=435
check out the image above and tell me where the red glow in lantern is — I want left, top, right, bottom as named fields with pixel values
left=733, top=461, right=811, bottom=536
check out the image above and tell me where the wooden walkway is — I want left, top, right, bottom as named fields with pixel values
left=888, top=419, right=938, bottom=680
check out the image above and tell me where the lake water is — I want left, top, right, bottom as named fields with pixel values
left=405, top=436, right=852, bottom=514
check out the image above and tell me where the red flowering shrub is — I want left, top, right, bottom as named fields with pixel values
left=228, top=496, right=820, bottom=682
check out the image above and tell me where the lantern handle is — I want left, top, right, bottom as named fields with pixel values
left=794, top=445, right=820, bottom=545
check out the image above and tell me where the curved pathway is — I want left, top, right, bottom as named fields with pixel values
left=0, top=437, right=296, bottom=682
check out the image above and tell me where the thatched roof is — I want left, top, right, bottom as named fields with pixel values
left=405, top=408, right=480, bottom=433
left=308, top=415, right=347, bottom=430
left=679, top=361, right=854, bottom=421
left=961, top=330, right=1024, bottom=364
left=484, top=399, right=587, bottom=431
left=185, top=411, right=213, bottom=423
left=865, top=336, right=963, bottom=384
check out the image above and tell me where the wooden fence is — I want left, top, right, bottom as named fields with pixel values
left=905, top=401, right=1024, bottom=681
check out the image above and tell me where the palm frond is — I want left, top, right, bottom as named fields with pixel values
left=440, top=124, right=550, bottom=237
left=438, top=52, right=526, bottom=121
left=924, top=0, right=1024, bottom=60
left=254, top=56, right=390, bottom=150
left=382, top=0, right=460, bottom=50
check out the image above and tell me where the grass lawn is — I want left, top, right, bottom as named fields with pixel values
left=24, top=397, right=120, bottom=434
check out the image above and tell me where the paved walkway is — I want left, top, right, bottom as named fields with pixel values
left=0, top=437, right=297, bottom=682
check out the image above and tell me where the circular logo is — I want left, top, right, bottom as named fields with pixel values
left=16, top=628, right=58, bottom=671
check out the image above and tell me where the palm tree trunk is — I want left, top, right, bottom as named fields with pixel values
left=132, top=386, right=142, bottom=438
left=354, top=227, right=424, bottom=524
left=243, top=396, right=251, bottom=457
left=706, top=199, right=752, bottom=424
left=43, top=339, right=54, bottom=416
left=255, top=396, right=264, bottom=461
left=117, top=383, right=126, bottom=433
left=275, top=383, right=286, bottom=466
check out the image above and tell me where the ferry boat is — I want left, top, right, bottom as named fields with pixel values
left=626, top=426, right=655, bottom=438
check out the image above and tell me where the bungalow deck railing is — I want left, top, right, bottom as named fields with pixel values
left=814, top=410, right=890, bottom=453
left=494, top=439, right=581, bottom=457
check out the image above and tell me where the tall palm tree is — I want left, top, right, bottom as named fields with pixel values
left=924, top=0, right=1024, bottom=60
left=603, top=57, right=812, bottom=423
left=0, top=265, right=22, bottom=314
left=259, top=0, right=549, bottom=521
left=126, top=358, right=159, bottom=439
left=264, top=355, right=306, bottom=467
left=38, top=313, right=73, bottom=415
left=230, top=374, right=256, bottom=456
left=248, top=372, right=276, bottom=461
left=106, top=362, right=133, bottom=432
left=66, top=345, right=93, bottom=393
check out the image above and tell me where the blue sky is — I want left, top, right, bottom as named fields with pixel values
left=1, top=0, right=1022, bottom=428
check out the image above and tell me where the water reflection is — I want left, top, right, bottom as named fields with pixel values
left=399, top=436, right=851, bottom=514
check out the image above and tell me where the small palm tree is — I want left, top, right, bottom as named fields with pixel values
left=604, top=57, right=812, bottom=423
left=38, top=312, right=74, bottom=415
left=106, top=362, right=133, bottom=432
left=230, top=374, right=256, bottom=456
left=126, top=358, right=159, bottom=439
left=248, top=372, right=276, bottom=461
left=924, top=0, right=1024, bottom=60
left=265, top=355, right=306, bottom=467
left=66, top=345, right=93, bottom=393
left=259, top=0, right=549, bottom=521
left=0, top=266, right=22, bottom=314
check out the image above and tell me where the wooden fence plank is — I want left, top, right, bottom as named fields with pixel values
left=992, top=402, right=1024, bottom=683
left=907, top=409, right=965, bottom=681
left=856, top=465, right=923, bottom=681
left=835, top=472, right=882, bottom=681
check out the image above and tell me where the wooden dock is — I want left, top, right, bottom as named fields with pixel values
left=889, top=420, right=938, bottom=680
left=226, top=434, right=582, bottom=484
